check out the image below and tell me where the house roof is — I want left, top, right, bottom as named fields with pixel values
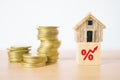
left=74, top=13, right=106, bottom=31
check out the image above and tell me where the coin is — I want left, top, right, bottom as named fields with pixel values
left=23, top=63, right=46, bottom=68
left=10, top=45, right=31, bottom=49
left=23, top=54, right=47, bottom=63
left=37, top=26, right=60, bottom=64
left=8, top=46, right=31, bottom=63
left=23, top=54, right=47, bottom=68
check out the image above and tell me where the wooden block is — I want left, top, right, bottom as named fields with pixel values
left=76, top=42, right=101, bottom=65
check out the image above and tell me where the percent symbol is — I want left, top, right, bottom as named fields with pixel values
left=81, top=46, right=98, bottom=60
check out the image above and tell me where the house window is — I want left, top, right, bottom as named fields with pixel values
left=88, top=20, right=93, bottom=25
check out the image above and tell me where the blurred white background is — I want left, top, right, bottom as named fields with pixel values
left=0, top=0, right=120, bottom=50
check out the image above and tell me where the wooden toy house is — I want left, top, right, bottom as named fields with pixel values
left=74, top=13, right=105, bottom=43
left=74, top=13, right=105, bottom=65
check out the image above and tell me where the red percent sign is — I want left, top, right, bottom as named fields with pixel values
left=81, top=46, right=98, bottom=60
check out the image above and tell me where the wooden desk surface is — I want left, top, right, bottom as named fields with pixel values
left=0, top=50, right=120, bottom=80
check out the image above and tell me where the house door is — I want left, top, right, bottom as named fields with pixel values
left=87, top=31, right=93, bottom=42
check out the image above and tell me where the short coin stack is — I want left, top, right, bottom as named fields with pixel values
left=37, top=26, right=61, bottom=63
left=8, top=46, right=31, bottom=62
left=23, top=54, right=47, bottom=68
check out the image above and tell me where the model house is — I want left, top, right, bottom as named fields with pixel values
left=74, top=13, right=105, bottom=43
left=74, top=13, right=106, bottom=65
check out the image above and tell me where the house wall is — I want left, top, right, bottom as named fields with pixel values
left=75, top=19, right=103, bottom=42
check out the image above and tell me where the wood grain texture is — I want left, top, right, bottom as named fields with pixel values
left=77, top=42, right=100, bottom=65
left=0, top=50, right=120, bottom=80
left=74, top=13, right=105, bottom=43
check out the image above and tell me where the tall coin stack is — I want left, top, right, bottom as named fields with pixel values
left=37, top=26, right=61, bottom=63
left=8, top=46, right=31, bottom=62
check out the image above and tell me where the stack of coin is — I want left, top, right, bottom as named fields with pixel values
left=37, top=26, right=61, bottom=63
left=8, top=46, right=31, bottom=62
left=23, top=54, right=47, bottom=68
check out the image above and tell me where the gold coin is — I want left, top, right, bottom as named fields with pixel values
left=38, top=47, right=57, bottom=51
left=8, top=50, right=29, bottom=53
left=40, top=42, right=61, bottom=48
left=38, top=34, right=57, bottom=39
left=23, top=62, right=46, bottom=68
left=48, top=56, right=58, bottom=60
left=41, top=40, right=60, bottom=44
left=8, top=55, right=23, bottom=58
left=37, top=26, right=58, bottom=29
left=10, top=45, right=31, bottom=49
left=38, top=52, right=59, bottom=57
left=8, top=48, right=30, bottom=51
left=37, top=37, right=58, bottom=40
left=23, top=58, right=41, bottom=63
left=8, top=46, right=31, bottom=63
left=37, top=50, right=58, bottom=55
left=37, top=26, right=60, bottom=64
left=38, top=32, right=58, bottom=35
left=9, top=58, right=22, bottom=62
left=23, top=54, right=47, bottom=63
left=38, top=46, right=58, bottom=49
left=8, top=52, right=28, bottom=57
